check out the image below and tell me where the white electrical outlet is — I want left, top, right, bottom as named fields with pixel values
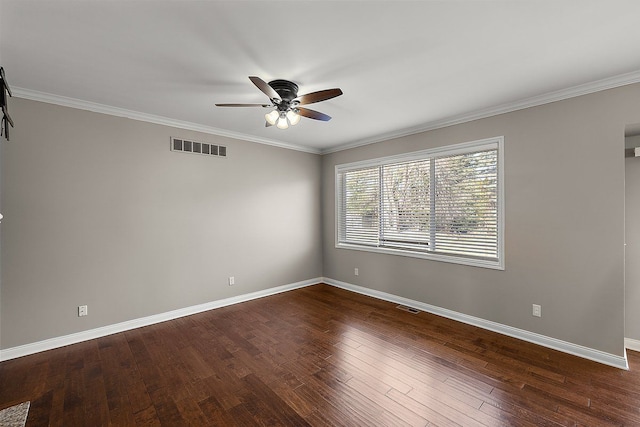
left=354, top=268, right=359, bottom=276
left=228, top=276, right=235, bottom=286
left=532, top=304, right=541, bottom=318
left=78, top=305, right=88, bottom=317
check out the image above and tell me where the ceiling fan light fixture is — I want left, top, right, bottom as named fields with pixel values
left=217, top=76, right=342, bottom=129
left=286, top=110, right=301, bottom=126
left=265, top=110, right=279, bottom=125
left=276, top=113, right=289, bottom=129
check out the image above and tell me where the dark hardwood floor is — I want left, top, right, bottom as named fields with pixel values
left=1, top=283, right=640, bottom=426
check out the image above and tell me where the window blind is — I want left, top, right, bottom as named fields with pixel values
left=339, top=166, right=379, bottom=246
left=381, top=159, right=431, bottom=249
left=336, top=137, right=503, bottom=269
left=433, top=150, right=498, bottom=259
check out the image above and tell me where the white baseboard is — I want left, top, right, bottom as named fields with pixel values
left=625, top=338, right=640, bottom=353
left=322, top=277, right=629, bottom=370
left=0, top=278, right=320, bottom=362
left=1, top=277, right=629, bottom=370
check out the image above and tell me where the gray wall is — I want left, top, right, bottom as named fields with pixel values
left=626, top=134, right=640, bottom=341
left=3, top=84, right=639, bottom=357
left=323, top=84, right=640, bottom=357
left=1, top=98, right=322, bottom=349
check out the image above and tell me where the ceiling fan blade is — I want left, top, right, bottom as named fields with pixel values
left=297, top=107, right=331, bottom=122
left=265, top=121, right=273, bottom=127
left=249, top=76, right=280, bottom=100
left=215, top=103, right=271, bottom=107
left=296, top=88, right=343, bottom=105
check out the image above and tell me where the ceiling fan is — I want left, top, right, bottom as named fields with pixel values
left=215, top=76, right=343, bottom=129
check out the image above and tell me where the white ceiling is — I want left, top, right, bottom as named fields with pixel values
left=2, top=1, right=640, bottom=154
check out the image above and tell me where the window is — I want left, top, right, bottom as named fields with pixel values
left=336, top=137, right=504, bottom=269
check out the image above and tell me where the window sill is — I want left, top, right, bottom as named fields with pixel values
left=335, top=242, right=504, bottom=270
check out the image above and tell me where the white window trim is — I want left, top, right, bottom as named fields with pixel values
left=335, top=136, right=505, bottom=270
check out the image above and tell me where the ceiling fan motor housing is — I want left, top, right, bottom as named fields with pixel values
left=268, top=79, right=299, bottom=102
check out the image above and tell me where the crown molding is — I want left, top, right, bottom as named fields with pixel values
left=13, top=69, right=640, bottom=156
left=12, top=87, right=322, bottom=155
left=322, top=69, right=640, bottom=154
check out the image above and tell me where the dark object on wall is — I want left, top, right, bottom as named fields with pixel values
left=625, top=148, right=640, bottom=158
left=1, top=67, right=14, bottom=141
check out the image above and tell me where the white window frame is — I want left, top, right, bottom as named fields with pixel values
left=335, top=136, right=505, bottom=270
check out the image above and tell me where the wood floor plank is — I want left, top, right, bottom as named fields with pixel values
left=556, top=403, right=623, bottom=427
left=25, top=389, right=54, bottom=426
left=405, top=383, right=488, bottom=424
left=310, top=368, right=401, bottom=426
left=387, top=387, right=482, bottom=427
left=345, top=378, right=428, bottom=427
left=242, top=373, right=312, bottom=426
left=484, top=386, right=572, bottom=425
left=268, top=380, right=316, bottom=418
left=478, top=401, right=557, bottom=427
left=173, top=395, right=211, bottom=425
left=357, top=340, right=451, bottom=383
left=325, top=348, right=412, bottom=395
left=333, top=342, right=443, bottom=393
left=2, top=283, right=639, bottom=426
left=132, top=405, right=161, bottom=426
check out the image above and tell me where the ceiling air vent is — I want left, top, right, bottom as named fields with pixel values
left=171, top=137, right=227, bottom=158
